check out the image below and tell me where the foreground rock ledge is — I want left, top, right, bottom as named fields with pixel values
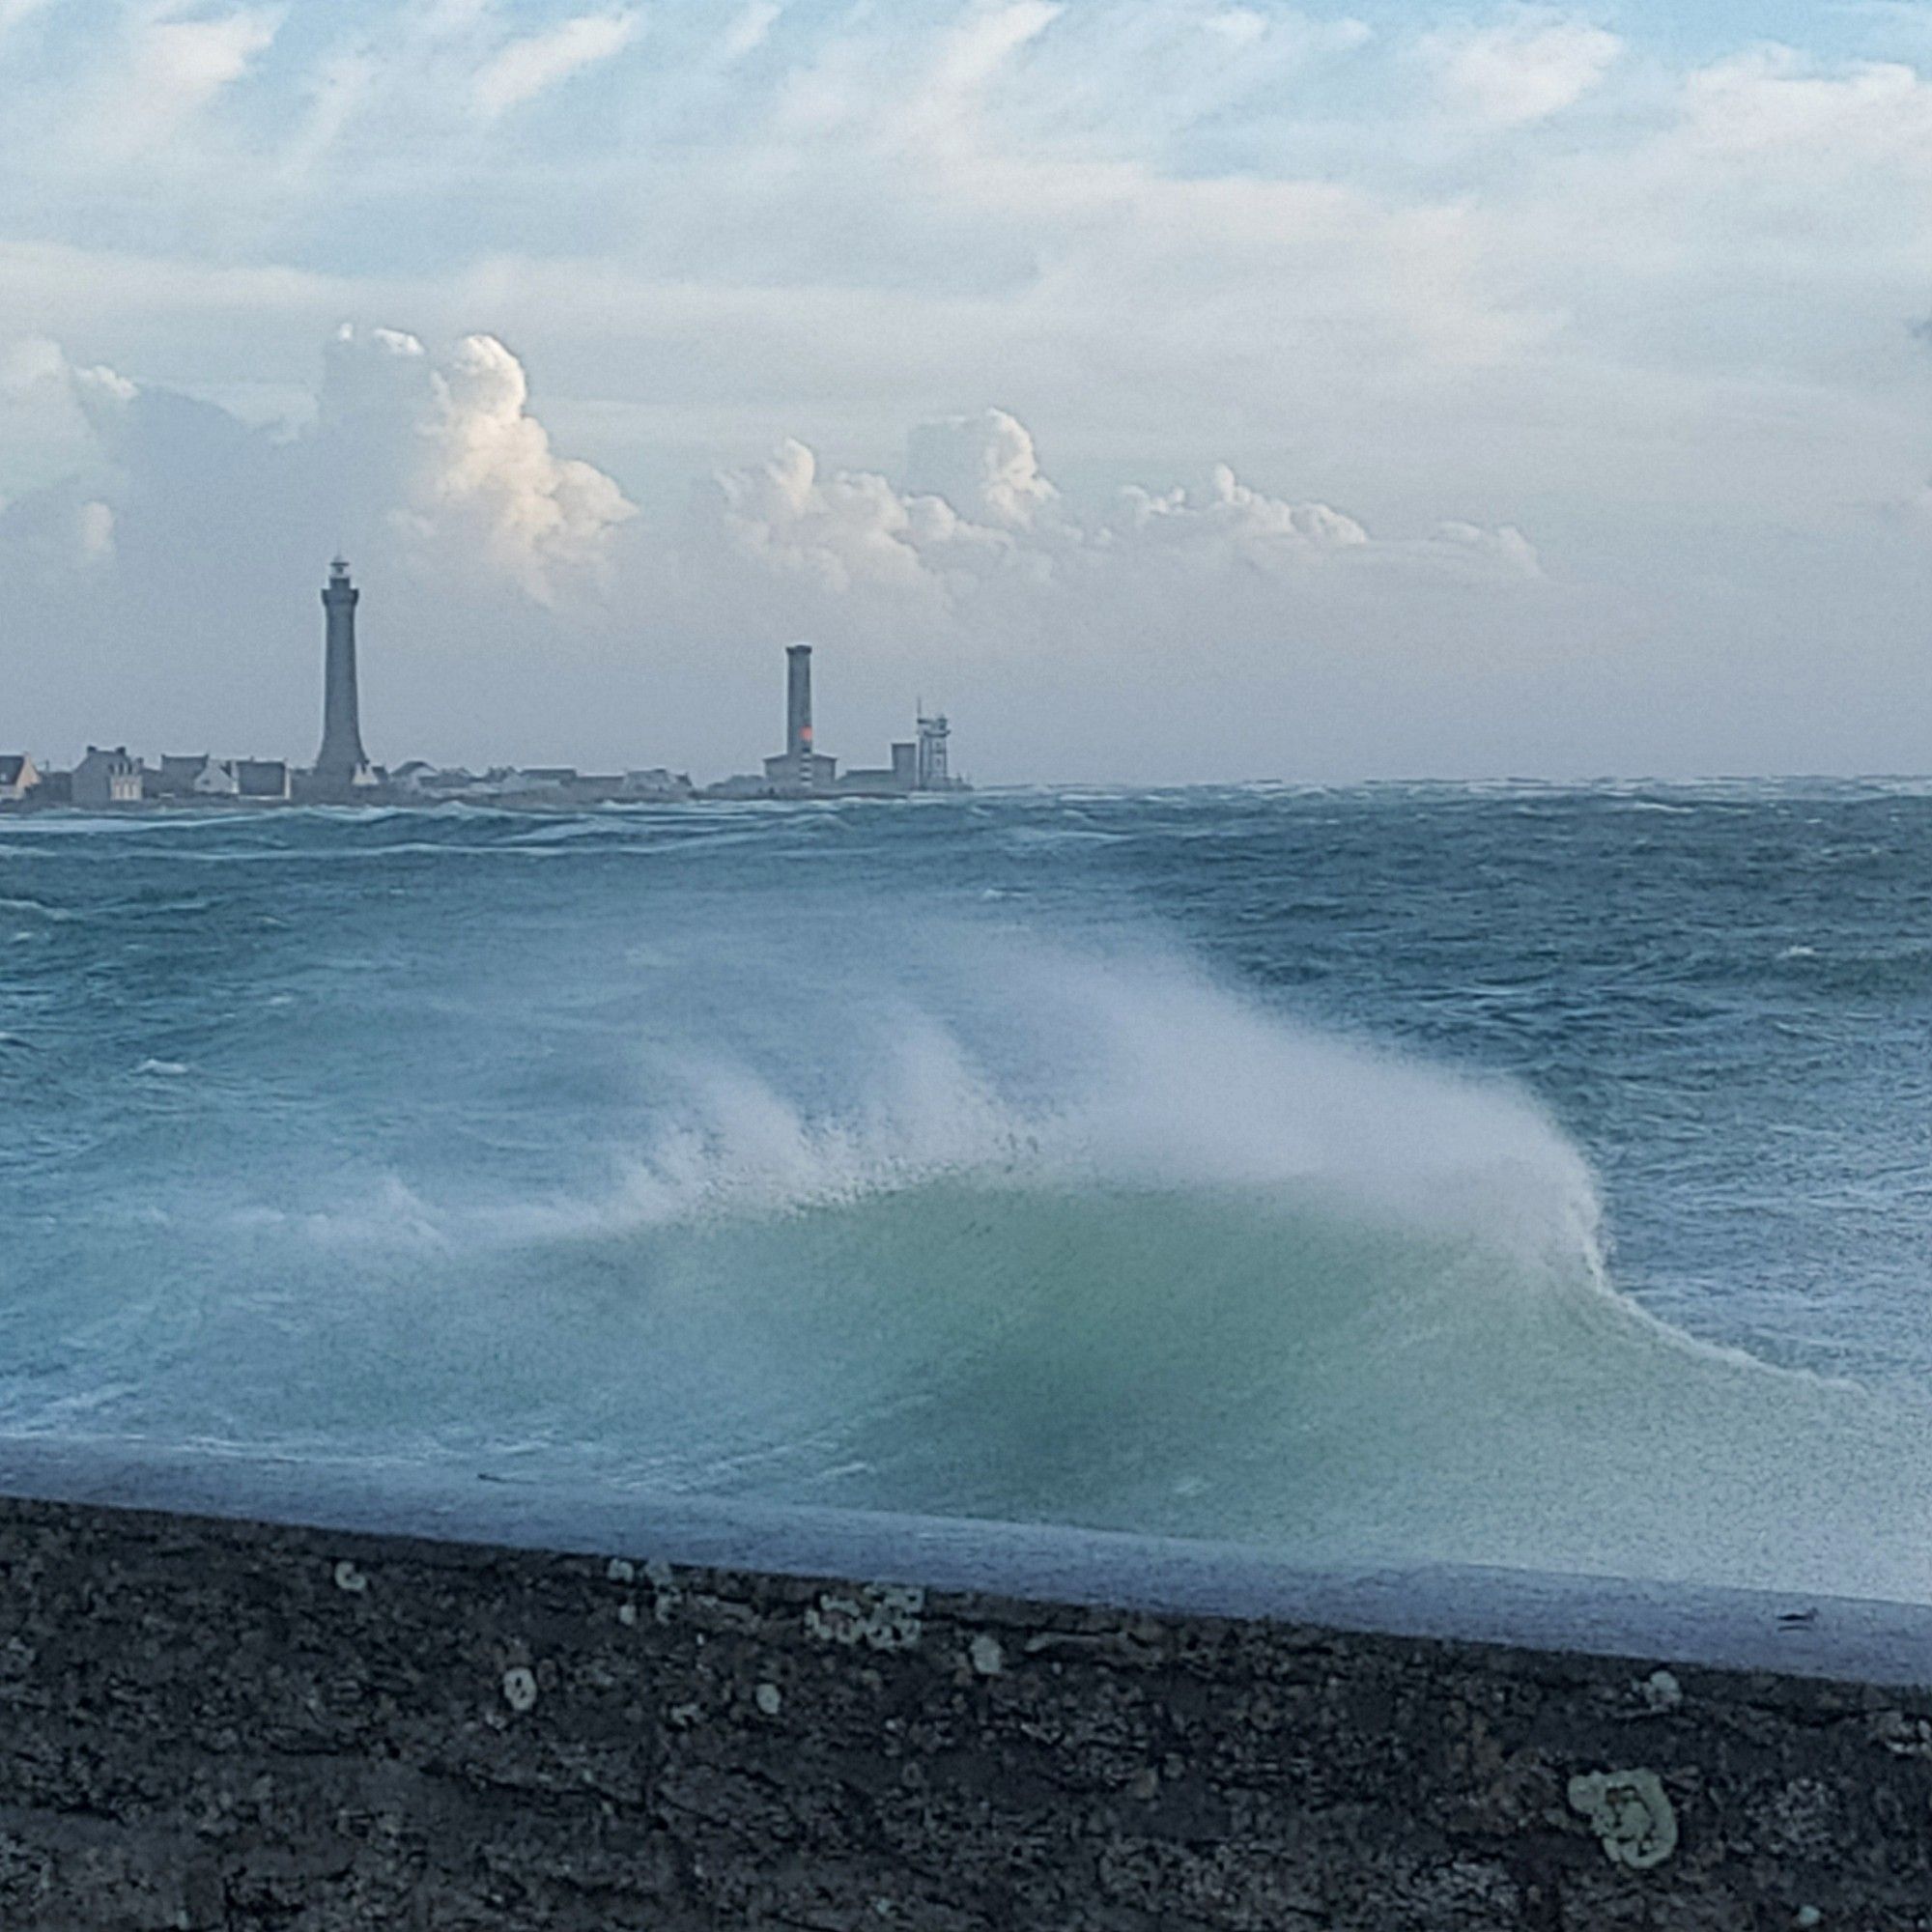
left=0, top=1492, right=1927, bottom=1929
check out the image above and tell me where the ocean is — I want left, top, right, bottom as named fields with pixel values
left=3, top=783, right=1930, bottom=1602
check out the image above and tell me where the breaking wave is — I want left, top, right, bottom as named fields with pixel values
left=35, top=935, right=1925, bottom=1603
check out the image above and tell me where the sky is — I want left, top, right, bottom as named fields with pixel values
left=1, top=0, right=1929, bottom=782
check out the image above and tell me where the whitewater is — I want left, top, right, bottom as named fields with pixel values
left=3, top=783, right=1930, bottom=1602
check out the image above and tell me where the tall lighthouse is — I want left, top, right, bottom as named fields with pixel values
left=314, top=556, right=371, bottom=788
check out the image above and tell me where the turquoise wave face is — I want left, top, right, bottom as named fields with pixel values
left=2, top=787, right=1931, bottom=1599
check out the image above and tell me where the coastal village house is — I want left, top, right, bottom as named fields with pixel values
left=0, top=754, right=39, bottom=804
left=190, top=757, right=291, bottom=801
left=152, top=754, right=212, bottom=799
left=71, top=747, right=143, bottom=808
left=232, top=760, right=292, bottom=801
left=152, top=754, right=292, bottom=803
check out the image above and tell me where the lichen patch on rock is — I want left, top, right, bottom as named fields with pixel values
left=1568, top=1767, right=1679, bottom=1870
left=1638, top=1669, right=1682, bottom=1714
left=500, top=1665, right=539, bottom=1715
left=805, top=1583, right=925, bottom=1652
left=969, top=1633, right=1005, bottom=1677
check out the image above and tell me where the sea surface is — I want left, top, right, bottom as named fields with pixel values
left=3, top=783, right=1931, bottom=1601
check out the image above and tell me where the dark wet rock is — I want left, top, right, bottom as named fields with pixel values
left=0, top=1494, right=1925, bottom=1929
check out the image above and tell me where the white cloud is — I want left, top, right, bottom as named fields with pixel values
left=1423, top=10, right=1621, bottom=128
left=13, top=327, right=636, bottom=606
left=4, top=326, right=1536, bottom=674
left=1206, top=8, right=1268, bottom=52
left=472, top=9, right=640, bottom=120
left=1414, top=519, right=1543, bottom=582
left=708, top=437, right=950, bottom=596
left=1678, top=45, right=1932, bottom=173
left=90, top=4, right=282, bottom=158
left=700, top=405, right=1538, bottom=620
left=321, top=326, right=638, bottom=599
left=0, top=0, right=53, bottom=37
left=931, top=1, right=1063, bottom=99
left=281, top=47, right=382, bottom=183
left=1102, top=467, right=1541, bottom=586
left=897, top=1, right=1062, bottom=148
left=720, top=2, right=784, bottom=63
left=0, top=323, right=1560, bottom=777
left=1115, top=464, right=1369, bottom=562
left=906, top=410, right=1060, bottom=530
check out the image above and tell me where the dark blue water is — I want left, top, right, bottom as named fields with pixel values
left=3, top=784, right=1929, bottom=1597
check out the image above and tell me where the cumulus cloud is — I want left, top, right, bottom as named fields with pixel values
left=707, top=436, right=950, bottom=597
left=320, top=327, right=637, bottom=598
left=1103, top=467, right=1540, bottom=587
left=7, top=327, right=636, bottom=608
left=471, top=9, right=640, bottom=120
left=700, top=404, right=1539, bottom=623
left=906, top=410, right=1061, bottom=531
left=1423, top=9, right=1621, bottom=128
left=0, top=312, right=1585, bottom=780
left=1115, top=465, right=1369, bottom=562
left=73, top=320, right=1536, bottom=614
left=1, top=324, right=1540, bottom=720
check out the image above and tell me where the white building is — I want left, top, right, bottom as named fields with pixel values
left=190, top=758, right=241, bottom=798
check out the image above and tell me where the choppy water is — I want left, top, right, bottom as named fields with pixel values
left=3, top=783, right=1931, bottom=1600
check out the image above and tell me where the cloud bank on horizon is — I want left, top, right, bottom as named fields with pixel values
left=1, top=0, right=1929, bottom=780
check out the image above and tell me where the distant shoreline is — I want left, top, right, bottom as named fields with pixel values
left=0, top=789, right=971, bottom=816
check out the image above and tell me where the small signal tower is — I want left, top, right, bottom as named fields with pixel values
left=916, top=705, right=953, bottom=791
